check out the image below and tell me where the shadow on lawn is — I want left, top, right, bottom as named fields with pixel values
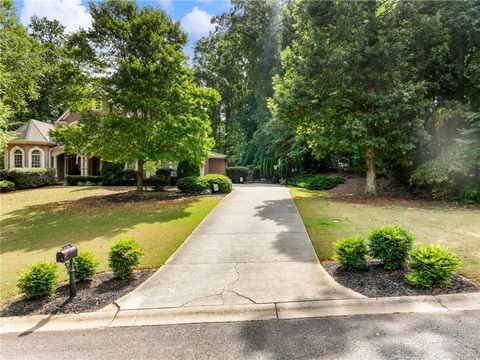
left=0, top=193, right=201, bottom=255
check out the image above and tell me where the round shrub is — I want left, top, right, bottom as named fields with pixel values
left=204, top=174, right=233, bottom=194
left=65, top=250, right=99, bottom=281
left=101, top=162, right=124, bottom=185
left=177, top=176, right=209, bottom=194
left=17, top=262, right=59, bottom=299
left=368, top=225, right=414, bottom=270
left=0, top=180, right=15, bottom=192
left=406, top=244, right=461, bottom=287
left=333, top=236, right=368, bottom=270
left=108, top=237, right=144, bottom=278
left=226, top=167, right=249, bottom=183
left=177, top=160, right=200, bottom=179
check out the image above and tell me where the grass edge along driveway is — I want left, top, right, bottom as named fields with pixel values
left=290, top=187, right=480, bottom=284
left=1, top=186, right=223, bottom=299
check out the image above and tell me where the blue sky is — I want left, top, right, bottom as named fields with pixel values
left=13, top=0, right=231, bottom=61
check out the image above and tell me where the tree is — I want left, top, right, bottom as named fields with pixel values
left=271, top=0, right=432, bottom=194
left=0, top=0, right=44, bottom=147
left=51, top=0, right=218, bottom=191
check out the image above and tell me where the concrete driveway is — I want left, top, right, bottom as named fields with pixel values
left=116, top=184, right=362, bottom=310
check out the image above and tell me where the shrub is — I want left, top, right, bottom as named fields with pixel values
left=17, top=262, right=59, bottom=299
left=101, top=162, right=124, bottom=185
left=226, top=167, right=249, bottom=183
left=65, top=250, right=99, bottom=281
left=0, top=180, right=15, bottom=192
left=368, top=225, right=414, bottom=270
left=122, top=169, right=137, bottom=186
left=65, top=175, right=102, bottom=185
left=406, top=245, right=461, bottom=287
left=459, top=186, right=480, bottom=205
left=333, top=236, right=368, bottom=270
left=108, top=237, right=144, bottom=278
left=288, top=174, right=345, bottom=190
left=177, top=176, right=210, bottom=194
left=177, top=160, right=200, bottom=179
left=144, top=174, right=170, bottom=190
left=204, top=174, right=233, bottom=194
left=7, top=168, right=55, bottom=188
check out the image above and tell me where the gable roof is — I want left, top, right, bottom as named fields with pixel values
left=56, top=111, right=81, bottom=125
left=14, top=119, right=55, bottom=143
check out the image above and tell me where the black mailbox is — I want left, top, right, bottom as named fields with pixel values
left=56, top=244, right=77, bottom=263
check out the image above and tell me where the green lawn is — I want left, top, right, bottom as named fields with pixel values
left=291, top=188, right=480, bottom=283
left=0, top=186, right=222, bottom=299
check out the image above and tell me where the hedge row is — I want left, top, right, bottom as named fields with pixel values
left=226, top=167, right=248, bottom=183
left=2, top=168, right=55, bottom=189
left=65, top=175, right=102, bottom=185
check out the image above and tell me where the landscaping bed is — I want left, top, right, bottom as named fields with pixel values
left=0, top=269, right=156, bottom=317
left=323, top=260, right=478, bottom=298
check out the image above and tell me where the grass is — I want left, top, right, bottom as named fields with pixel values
left=291, top=188, right=480, bottom=283
left=0, top=186, right=222, bottom=299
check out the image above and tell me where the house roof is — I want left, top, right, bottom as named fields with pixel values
left=209, top=151, right=227, bottom=159
left=13, top=119, right=55, bottom=144
left=56, top=111, right=81, bottom=125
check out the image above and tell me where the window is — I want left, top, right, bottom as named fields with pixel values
left=14, top=149, right=23, bottom=168
left=31, top=150, right=41, bottom=168
left=125, top=162, right=136, bottom=170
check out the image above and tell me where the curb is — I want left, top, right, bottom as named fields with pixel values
left=1, top=292, right=478, bottom=334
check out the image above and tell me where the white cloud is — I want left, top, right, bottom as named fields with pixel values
left=180, top=6, right=215, bottom=39
left=157, top=0, right=173, bottom=12
left=20, top=0, right=92, bottom=33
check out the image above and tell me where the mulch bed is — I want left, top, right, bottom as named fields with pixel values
left=323, top=260, right=479, bottom=298
left=0, top=269, right=156, bottom=317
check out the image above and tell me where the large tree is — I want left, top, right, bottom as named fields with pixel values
left=51, top=0, right=218, bottom=191
left=0, top=0, right=44, bottom=147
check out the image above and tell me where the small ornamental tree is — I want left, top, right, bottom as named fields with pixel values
left=51, top=1, right=218, bottom=192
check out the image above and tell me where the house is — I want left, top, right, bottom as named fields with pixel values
left=2, top=112, right=227, bottom=180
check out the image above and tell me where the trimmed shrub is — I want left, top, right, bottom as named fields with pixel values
left=144, top=174, right=170, bottom=190
left=406, top=245, right=461, bottom=287
left=177, top=176, right=210, bottom=194
left=333, top=236, right=368, bottom=270
left=101, top=162, right=124, bottom=185
left=204, top=174, right=233, bottom=194
left=108, top=237, right=144, bottom=278
left=288, top=174, right=345, bottom=190
left=17, top=262, right=59, bottom=299
left=65, top=250, right=99, bottom=281
left=0, top=180, right=15, bottom=192
left=368, top=225, right=414, bottom=270
left=7, top=168, right=55, bottom=188
left=65, top=175, right=102, bottom=185
left=226, top=167, right=249, bottom=183
left=122, top=169, right=137, bottom=186
left=177, top=160, right=200, bottom=179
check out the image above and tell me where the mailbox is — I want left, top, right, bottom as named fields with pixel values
left=56, top=244, right=77, bottom=263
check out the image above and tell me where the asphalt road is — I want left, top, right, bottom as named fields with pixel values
left=1, top=311, right=479, bottom=360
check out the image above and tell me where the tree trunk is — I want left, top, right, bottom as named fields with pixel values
left=136, top=159, right=144, bottom=192
left=365, top=147, right=376, bottom=195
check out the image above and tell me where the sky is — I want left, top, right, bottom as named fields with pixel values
left=13, top=0, right=231, bottom=61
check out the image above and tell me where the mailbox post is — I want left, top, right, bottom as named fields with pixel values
left=56, top=244, right=78, bottom=298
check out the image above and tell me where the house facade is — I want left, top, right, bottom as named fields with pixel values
left=2, top=112, right=227, bottom=180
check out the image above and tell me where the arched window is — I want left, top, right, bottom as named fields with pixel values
left=13, top=149, right=23, bottom=168
left=31, top=150, right=41, bottom=168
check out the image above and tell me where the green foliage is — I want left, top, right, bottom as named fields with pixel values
left=459, top=186, right=480, bottom=205
left=7, top=168, right=55, bottom=188
left=101, top=162, right=124, bottom=186
left=406, top=245, right=461, bottom=287
left=177, top=176, right=210, bottom=194
left=122, top=169, right=137, bottom=186
left=288, top=175, right=344, bottom=190
left=226, top=167, right=249, bottom=183
left=50, top=1, right=218, bottom=191
left=204, top=174, right=233, bottom=194
left=177, top=160, right=200, bottom=179
left=333, top=236, right=368, bottom=271
left=0, top=179, right=14, bottom=192
left=144, top=174, right=170, bottom=191
left=368, top=225, right=414, bottom=270
left=65, top=175, right=102, bottom=185
left=17, top=261, right=59, bottom=299
left=108, top=237, right=144, bottom=279
left=65, top=250, right=99, bottom=281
